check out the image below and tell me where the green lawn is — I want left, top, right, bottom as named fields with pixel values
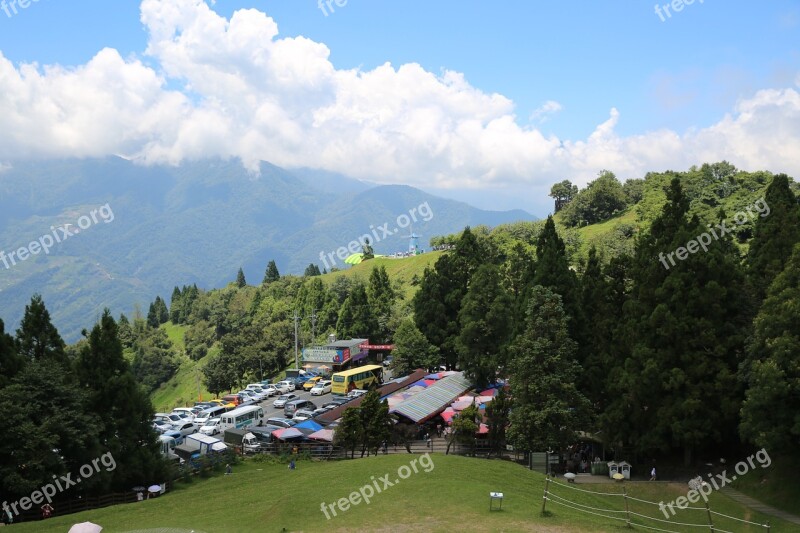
left=162, top=321, right=187, bottom=353
left=321, top=252, right=443, bottom=300
left=730, top=454, right=800, bottom=516
left=149, top=343, right=219, bottom=413
left=11, top=455, right=796, bottom=533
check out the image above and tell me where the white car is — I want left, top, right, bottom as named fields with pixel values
left=310, top=380, right=332, bottom=396
left=261, top=384, right=278, bottom=396
left=347, top=389, right=369, bottom=399
left=238, top=390, right=261, bottom=402
left=273, top=382, right=291, bottom=394
left=171, top=421, right=198, bottom=437
left=155, top=412, right=183, bottom=425
left=292, top=409, right=316, bottom=421
left=172, top=408, right=196, bottom=421
left=273, top=393, right=297, bottom=408
left=199, top=417, right=221, bottom=436
left=277, top=380, right=296, bottom=392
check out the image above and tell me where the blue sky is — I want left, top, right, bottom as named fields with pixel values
left=0, top=0, right=798, bottom=213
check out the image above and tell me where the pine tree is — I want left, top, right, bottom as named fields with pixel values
left=456, top=264, right=511, bottom=388
left=359, top=390, right=391, bottom=456
left=0, top=318, right=24, bottom=388
left=263, top=260, right=280, bottom=284
left=530, top=216, right=579, bottom=336
left=747, top=174, right=800, bottom=301
left=337, top=282, right=377, bottom=340
left=507, top=286, right=590, bottom=452
left=740, top=244, right=800, bottom=452
left=236, top=267, right=247, bottom=288
left=170, top=286, right=183, bottom=323
left=334, top=407, right=365, bottom=458
left=367, top=266, right=395, bottom=343
left=75, top=310, right=166, bottom=490
left=485, top=387, right=512, bottom=457
left=605, top=179, right=748, bottom=464
left=15, top=294, right=67, bottom=365
left=304, top=263, right=322, bottom=277
left=147, top=301, right=159, bottom=329
left=157, top=296, right=169, bottom=324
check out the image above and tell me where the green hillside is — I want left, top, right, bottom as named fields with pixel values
left=12, top=455, right=794, bottom=532
left=322, top=251, right=444, bottom=299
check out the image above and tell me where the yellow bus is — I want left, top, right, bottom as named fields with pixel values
left=331, top=365, right=384, bottom=395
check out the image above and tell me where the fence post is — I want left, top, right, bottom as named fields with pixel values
left=765, top=521, right=770, bottom=533
left=623, top=486, right=631, bottom=527
left=541, top=477, right=550, bottom=515
left=705, top=502, right=715, bottom=532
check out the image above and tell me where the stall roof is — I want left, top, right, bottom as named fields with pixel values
left=317, top=369, right=427, bottom=424
left=390, top=372, right=473, bottom=423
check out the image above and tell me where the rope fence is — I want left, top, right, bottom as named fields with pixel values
left=541, top=477, right=771, bottom=532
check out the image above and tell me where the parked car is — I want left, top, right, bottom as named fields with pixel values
left=276, top=380, right=296, bottom=392
left=292, top=409, right=316, bottom=421
left=312, top=406, right=333, bottom=417
left=266, top=417, right=297, bottom=429
left=273, top=382, right=291, bottom=394
left=154, top=412, right=183, bottom=425
left=199, top=417, right=222, bottom=436
left=152, top=420, right=171, bottom=433
left=242, top=388, right=267, bottom=401
left=303, top=376, right=323, bottom=391
left=322, top=401, right=344, bottom=409
left=171, top=421, right=198, bottom=437
left=347, top=389, right=369, bottom=399
left=261, top=384, right=278, bottom=397
left=310, top=380, right=332, bottom=396
left=221, top=394, right=241, bottom=407
left=273, top=393, right=297, bottom=408
left=238, top=390, right=260, bottom=403
left=285, top=399, right=317, bottom=418
left=162, top=429, right=185, bottom=446
left=259, top=379, right=272, bottom=387
left=382, top=356, right=393, bottom=368
left=172, top=408, right=196, bottom=421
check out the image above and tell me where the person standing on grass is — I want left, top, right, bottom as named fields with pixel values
left=650, top=466, right=657, bottom=481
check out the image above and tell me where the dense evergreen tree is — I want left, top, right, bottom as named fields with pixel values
left=391, top=318, right=440, bottom=375
left=0, top=318, right=24, bottom=388
left=236, top=267, right=247, bottom=288
left=334, top=407, right=365, bottom=458
left=337, top=282, right=377, bottom=340
left=359, top=390, right=391, bottom=456
left=605, top=179, right=748, bottom=464
left=15, top=294, right=67, bottom=365
left=561, top=170, right=627, bottom=227
left=485, top=387, right=512, bottom=458
left=549, top=179, right=579, bottom=212
left=263, top=260, right=280, bottom=284
left=75, top=310, right=166, bottom=491
left=746, top=174, right=800, bottom=301
left=446, top=404, right=479, bottom=455
left=131, top=328, right=179, bottom=392
left=304, top=263, right=322, bottom=277
left=367, top=266, right=395, bottom=343
left=456, top=264, right=511, bottom=388
left=507, top=287, right=590, bottom=452
left=740, top=244, right=800, bottom=452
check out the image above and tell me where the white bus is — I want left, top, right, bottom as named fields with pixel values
left=219, top=405, right=264, bottom=432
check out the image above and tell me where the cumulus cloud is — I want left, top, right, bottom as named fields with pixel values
left=530, top=100, right=563, bottom=123
left=0, top=0, right=798, bottom=193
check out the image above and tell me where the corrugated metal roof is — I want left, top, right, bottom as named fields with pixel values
left=390, top=372, right=473, bottom=423
left=316, top=369, right=428, bottom=424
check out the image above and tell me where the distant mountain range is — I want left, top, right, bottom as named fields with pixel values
left=0, top=157, right=535, bottom=342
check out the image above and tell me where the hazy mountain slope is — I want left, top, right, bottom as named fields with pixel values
left=0, top=158, right=534, bottom=341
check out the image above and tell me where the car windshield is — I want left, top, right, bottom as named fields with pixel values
left=278, top=395, right=289, bottom=400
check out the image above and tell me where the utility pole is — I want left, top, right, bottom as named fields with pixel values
left=311, top=308, right=318, bottom=344
left=293, top=309, right=300, bottom=370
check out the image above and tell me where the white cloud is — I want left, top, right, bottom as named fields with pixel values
left=530, top=100, right=563, bottom=123
left=0, top=0, right=798, bottom=195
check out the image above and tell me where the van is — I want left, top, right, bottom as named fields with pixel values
left=194, top=405, right=226, bottom=426
left=284, top=399, right=317, bottom=418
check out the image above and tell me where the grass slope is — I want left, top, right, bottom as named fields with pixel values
left=11, top=455, right=796, bottom=533
left=321, top=252, right=443, bottom=300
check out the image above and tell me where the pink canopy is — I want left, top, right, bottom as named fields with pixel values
left=479, top=388, right=499, bottom=397
left=477, top=423, right=489, bottom=434
left=271, top=427, right=304, bottom=440
left=440, top=408, right=456, bottom=424
left=451, top=400, right=474, bottom=411
left=457, top=395, right=475, bottom=402
left=308, top=429, right=334, bottom=442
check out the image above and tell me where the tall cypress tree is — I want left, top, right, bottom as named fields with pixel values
left=456, top=264, right=511, bottom=388
left=367, top=266, right=395, bottom=343
left=740, top=244, right=800, bottom=452
left=0, top=318, right=24, bottom=388
left=605, top=179, right=748, bottom=464
left=15, top=294, right=67, bottom=365
left=530, top=216, right=579, bottom=336
left=236, top=267, right=247, bottom=288
left=263, top=260, right=280, bottom=284
left=747, top=174, right=800, bottom=301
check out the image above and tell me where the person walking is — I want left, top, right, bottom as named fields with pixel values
left=650, top=466, right=657, bottom=481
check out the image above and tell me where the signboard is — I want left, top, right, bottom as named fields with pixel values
left=303, top=347, right=337, bottom=363
left=333, top=348, right=351, bottom=363
left=360, top=343, right=395, bottom=350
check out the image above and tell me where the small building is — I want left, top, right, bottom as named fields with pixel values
left=302, top=337, right=368, bottom=373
